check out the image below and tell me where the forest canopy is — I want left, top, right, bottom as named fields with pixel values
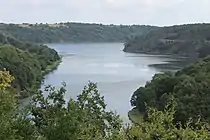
left=0, top=33, right=61, bottom=98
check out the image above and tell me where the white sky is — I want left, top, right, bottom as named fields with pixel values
left=1, top=0, right=210, bottom=26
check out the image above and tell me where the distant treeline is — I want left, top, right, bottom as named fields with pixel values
left=0, top=23, right=158, bottom=43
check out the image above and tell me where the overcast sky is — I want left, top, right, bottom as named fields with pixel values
left=1, top=0, right=210, bottom=26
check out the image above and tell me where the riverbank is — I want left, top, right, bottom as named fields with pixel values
left=18, top=58, right=62, bottom=100
left=18, top=58, right=62, bottom=110
left=42, top=59, right=62, bottom=75
left=124, top=50, right=198, bottom=72
left=123, top=49, right=199, bottom=58
left=128, top=108, right=143, bottom=124
left=126, top=52, right=198, bottom=123
left=148, top=57, right=197, bottom=72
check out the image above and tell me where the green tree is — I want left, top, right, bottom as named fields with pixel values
left=0, top=33, right=61, bottom=98
left=1, top=71, right=210, bottom=139
left=30, top=82, right=122, bottom=140
left=0, top=70, right=20, bottom=139
left=125, top=102, right=210, bottom=140
left=131, top=56, right=210, bottom=124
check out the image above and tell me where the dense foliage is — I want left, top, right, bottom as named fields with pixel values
left=124, top=23, right=210, bottom=57
left=0, top=33, right=60, bottom=70
left=0, top=45, right=41, bottom=92
left=0, top=23, right=158, bottom=43
left=126, top=103, right=210, bottom=140
left=0, top=33, right=60, bottom=98
left=2, top=22, right=210, bottom=139
left=131, top=56, right=210, bottom=124
left=1, top=70, right=210, bottom=140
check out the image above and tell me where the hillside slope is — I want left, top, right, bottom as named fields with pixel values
left=0, top=33, right=61, bottom=98
left=0, top=23, right=158, bottom=43
left=124, top=24, right=210, bottom=57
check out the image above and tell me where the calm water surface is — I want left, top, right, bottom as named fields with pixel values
left=43, top=43, right=177, bottom=122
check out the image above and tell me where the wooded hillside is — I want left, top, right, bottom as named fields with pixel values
left=0, top=23, right=158, bottom=43
left=124, top=24, right=210, bottom=57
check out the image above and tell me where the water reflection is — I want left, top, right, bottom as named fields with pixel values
left=42, top=43, right=184, bottom=122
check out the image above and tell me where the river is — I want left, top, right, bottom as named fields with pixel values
left=42, top=43, right=179, bottom=122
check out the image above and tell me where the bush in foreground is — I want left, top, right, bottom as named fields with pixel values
left=1, top=70, right=210, bottom=139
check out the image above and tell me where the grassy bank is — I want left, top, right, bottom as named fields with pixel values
left=128, top=108, right=143, bottom=124
left=42, top=59, right=62, bottom=75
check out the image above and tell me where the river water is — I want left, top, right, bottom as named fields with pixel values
left=43, top=43, right=178, bottom=122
